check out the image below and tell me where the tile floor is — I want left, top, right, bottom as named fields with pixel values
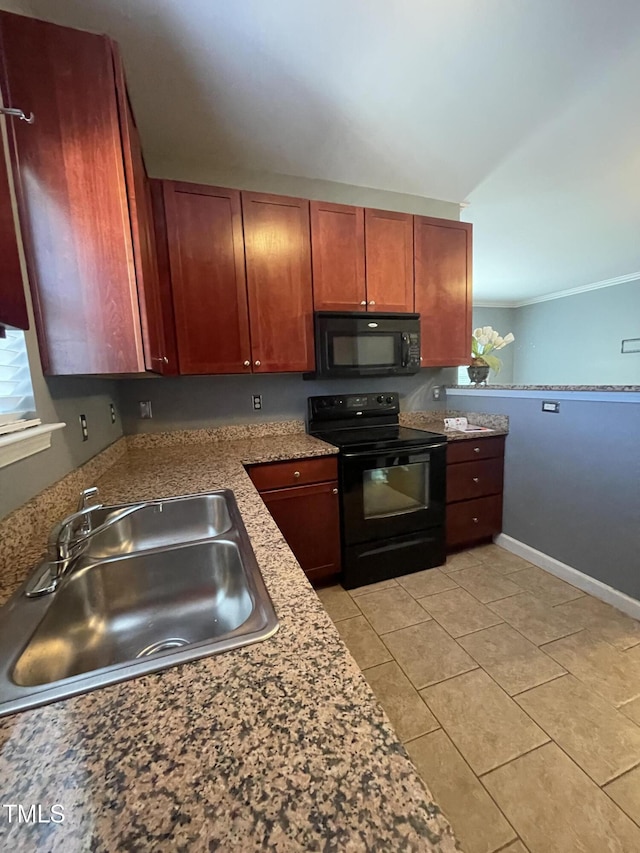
left=317, top=544, right=640, bottom=853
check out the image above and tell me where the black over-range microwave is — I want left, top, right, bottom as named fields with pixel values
left=312, top=311, right=421, bottom=379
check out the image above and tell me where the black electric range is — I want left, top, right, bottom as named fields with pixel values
left=308, top=392, right=447, bottom=589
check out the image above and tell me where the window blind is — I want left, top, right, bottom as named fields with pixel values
left=0, top=329, right=36, bottom=417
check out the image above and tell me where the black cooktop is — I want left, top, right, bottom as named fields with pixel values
left=311, top=424, right=445, bottom=454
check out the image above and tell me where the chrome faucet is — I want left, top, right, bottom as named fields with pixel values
left=25, top=488, right=143, bottom=597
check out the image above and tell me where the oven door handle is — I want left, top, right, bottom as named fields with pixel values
left=342, top=442, right=447, bottom=459
left=401, top=332, right=410, bottom=367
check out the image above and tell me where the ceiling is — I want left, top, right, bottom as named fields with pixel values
left=3, top=0, right=640, bottom=302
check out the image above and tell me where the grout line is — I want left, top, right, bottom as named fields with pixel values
left=401, top=727, right=442, bottom=746
left=510, top=672, right=569, bottom=698
left=601, top=757, right=640, bottom=788
left=478, top=740, right=551, bottom=781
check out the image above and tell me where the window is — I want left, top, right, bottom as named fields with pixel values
left=0, top=328, right=35, bottom=420
left=456, top=366, right=472, bottom=386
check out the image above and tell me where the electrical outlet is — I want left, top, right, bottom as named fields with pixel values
left=79, top=413, right=88, bottom=441
left=109, top=403, right=117, bottom=424
left=432, top=386, right=442, bottom=401
left=252, top=395, right=262, bottom=411
left=139, top=400, right=153, bottom=419
left=542, top=401, right=560, bottom=413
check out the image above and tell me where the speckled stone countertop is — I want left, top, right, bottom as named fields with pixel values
left=450, top=384, right=640, bottom=392
left=400, top=410, right=509, bottom=439
left=0, top=432, right=460, bottom=852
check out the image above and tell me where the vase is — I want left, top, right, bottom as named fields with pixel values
left=467, top=363, right=490, bottom=385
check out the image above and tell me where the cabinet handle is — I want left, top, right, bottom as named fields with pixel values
left=368, top=300, right=376, bottom=306
left=293, top=471, right=301, bottom=479
left=473, top=447, right=480, bottom=453
left=360, top=300, right=367, bottom=306
left=332, top=487, right=338, bottom=495
left=472, top=517, right=479, bottom=523
left=152, top=356, right=169, bottom=365
left=472, top=477, right=479, bottom=483
left=254, top=360, right=261, bottom=367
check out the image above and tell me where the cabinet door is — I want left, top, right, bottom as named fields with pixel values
left=148, top=180, right=178, bottom=375
left=261, top=481, right=341, bottom=585
left=310, top=200, right=366, bottom=311
left=0, top=124, right=26, bottom=331
left=164, top=181, right=251, bottom=375
left=243, top=191, right=314, bottom=372
left=111, top=43, right=168, bottom=375
left=0, top=12, right=145, bottom=374
left=415, top=216, right=472, bottom=367
left=364, top=208, right=414, bottom=312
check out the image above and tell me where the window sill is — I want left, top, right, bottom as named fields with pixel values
left=0, top=422, right=66, bottom=469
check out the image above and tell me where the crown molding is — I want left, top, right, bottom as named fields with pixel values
left=474, top=271, right=640, bottom=309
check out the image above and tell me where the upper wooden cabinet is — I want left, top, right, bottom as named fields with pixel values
left=0, top=12, right=168, bottom=374
left=242, top=192, right=314, bottom=373
left=414, top=216, right=472, bottom=367
left=163, top=182, right=251, bottom=375
left=364, top=208, right=414, bottom=313
left=310, top=201, right=366, bottom=311
left=0, top=123, right=26, bottom=332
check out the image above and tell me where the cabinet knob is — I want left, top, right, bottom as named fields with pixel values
left=360, top=300, right=367, bottom=306
left=243, top=360, right=250, bottom=367
left=332, top=487, right=338, bottom=495
left=472, top=517, right=479, bottom=523
left=152, top=356, right=169, bottom=365
left=472, top=477, right=479, bottom=483
left=473, top=447, right=480, bottom=453
left=293, top=471, right=301, bottom=479
left=254, top=360, right=261, bottom=367
left=368, top=300, right=376, bottom=306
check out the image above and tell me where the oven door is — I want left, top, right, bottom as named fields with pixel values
left=340, top=443, right=446, bottom=546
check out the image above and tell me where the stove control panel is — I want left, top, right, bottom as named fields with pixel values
left=308, top=392, right=399, bottom=422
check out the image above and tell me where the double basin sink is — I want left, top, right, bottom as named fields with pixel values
left=0, top=491, right=279, bottom=716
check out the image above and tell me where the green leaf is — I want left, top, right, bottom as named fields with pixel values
left=482, top=354, right=502, bottom=373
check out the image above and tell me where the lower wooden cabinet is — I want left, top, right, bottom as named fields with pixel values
left=248, top=457, right=341, bottom=585
left=446, top=436, right=505, bottom=550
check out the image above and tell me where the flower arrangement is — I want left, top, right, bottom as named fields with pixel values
left=471, top=326, right=515, bottom=374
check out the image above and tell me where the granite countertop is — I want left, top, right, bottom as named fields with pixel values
left=400, top=411, right=509, bottom=440
left=450, top=384, right=640, bottom=392
left=0, top=432, right=460, bottom=852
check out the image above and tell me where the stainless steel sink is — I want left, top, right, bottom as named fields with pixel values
left=0, top=490, right=278, bottom=716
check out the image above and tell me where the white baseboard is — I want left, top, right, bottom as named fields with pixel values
left=494, top=533, right=640, bottom=621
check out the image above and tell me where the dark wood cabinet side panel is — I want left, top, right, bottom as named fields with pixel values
left=415, top=216, right=472, bottom=367
left=261, top=481, right=341, bottom=581
left=243, top=192, right=314, bottom=373
left=310, top=200, right=365, bottom=311
left=0, top=127, right=27, bottom=330
left=364, top=208, right=414, bottom=312
left=164, top=182, right=251, bottom=375
left=0, top=12, right=145, bottom=374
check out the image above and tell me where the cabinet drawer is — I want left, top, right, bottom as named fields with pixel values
left=446, top=495, right=503, bottom=549
left=248, top=456, right=338, bottom=491
left=447, top=458, right=504, bottom=503
left=447, top=435, right=505, bottom=464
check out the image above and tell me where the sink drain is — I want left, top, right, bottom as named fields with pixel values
left=136, top=638, right=191, bottom=658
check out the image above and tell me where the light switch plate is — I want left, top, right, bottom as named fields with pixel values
left=139, top=401, right=153, bottom=419
left=542, top=401, right=560, bottom=413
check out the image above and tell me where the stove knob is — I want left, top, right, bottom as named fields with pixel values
left=376, top=395, right=384, bottom=403
left=386, top=396, right=394, bottom=404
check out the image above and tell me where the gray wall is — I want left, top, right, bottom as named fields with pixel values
left=118, top=369, right=455, bottom=434
left=451, top=392, right=640, bottom=599
left=471, top=307, right=517, bottom=384
left=512, top=281, right=640, bottom=385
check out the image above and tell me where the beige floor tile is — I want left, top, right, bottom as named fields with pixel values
left=477, top=547, right=536, bottom=575
left=420, top=669, right=548, bottom=775
left=483, top=742, right=640, bottom=853
left=406, top=729, right=517, bottom=853
left=516, top=674, right=640, bottom=785
left=334, top=616, right=392, bottom=670
left=543, top=630, right=640, bottom=707
left=382, top=621, right=478, bottom=690
left=453, top=564, right=523, bottom=604
left=440, top=550, right=485, bottom=573
left=355, top=586, right=431, bottom=635
left=363, top=661, right=439, bottom=742
left=489, top=593, right=583, bottom=645
left=419, top=587, right=503, bottom=638
left=501, top=843, right=529, bottom=853
left=396, top=567, right=460, bottom=598
left=554, top=595, right=640, bottom=651
left=621, top=696, right=640, bottom=726
left=315, top=585, right=360, bottom=622
left=458, top=623, right=566, bottom=695
left=349, top=578, right=398, bottom=597
left=509, top=566, right=584, bottom=606
left=605, top=766, right=640, bottom=828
